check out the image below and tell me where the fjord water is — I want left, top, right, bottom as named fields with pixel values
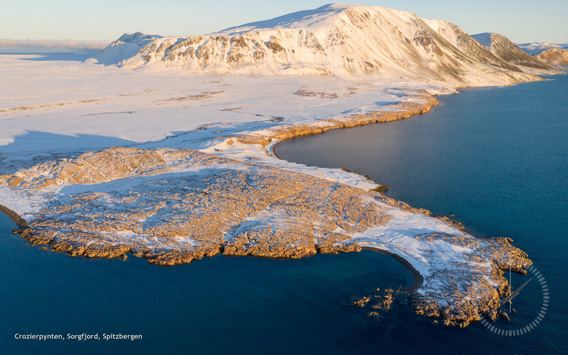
left=1, top=213, right=419, bottom=354
left=276, top=75, right=568, bottom=353
left=1, top=76, right=566, bottom=354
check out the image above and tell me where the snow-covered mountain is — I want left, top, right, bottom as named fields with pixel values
left=517, top=41, right=568, bottom=55
left=470, top=32, right=551, bottom=71
left=97, top=4, right=552, bottom=86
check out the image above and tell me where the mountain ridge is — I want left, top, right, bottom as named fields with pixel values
left=537, top=48, right=568, bottom=66
left=471, top=32, right=552, bottom=70
left=97, top=4, right=555, bottom=87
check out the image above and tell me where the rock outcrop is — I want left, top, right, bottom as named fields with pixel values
left=2, top=145, right=531, bottom=327
left=537, top=48, right=568, bottom=66
left=471, top=32, right=552, bottom=71
left=239, top=93, right=440, bottom=147
left=4, top=147, right=388, bottom=265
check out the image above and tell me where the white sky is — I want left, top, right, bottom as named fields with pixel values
left=1, top=1, right=567, bottom=43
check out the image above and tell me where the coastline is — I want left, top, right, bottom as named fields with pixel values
left=258, top=88, right=536, bottom=325
left=0, top=202, right=425, bottom=290
left=240, top=93, right=439, bottom=149
left=0, top=197, right=426, bottom=318
left=362, top=247, right=424, bottom=291
left=0, top=203, right=28, bottom=230
left=4, top=91, right=441, bottom=265
left=0, top=83, right=534, bottom=328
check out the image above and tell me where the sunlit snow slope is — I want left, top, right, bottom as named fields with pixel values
left=97, top=4, right=551, bottom=86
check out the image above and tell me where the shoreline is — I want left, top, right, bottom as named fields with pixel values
left=0, top=203, right=28, bottom=230
left=0, top=92, right=453, bottom=325
left=264, top=94, right=446, bottom=306
left=0, top=200, right=426, bottom=306
left=1, top=84, right=533, bottom=328
left=263, top=88, right=534, bottom=325
left=362, top=247, right=424, bottom=292
left=238, top=93, right=439, bottom=149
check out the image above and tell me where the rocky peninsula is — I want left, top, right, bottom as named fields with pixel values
left=1, top=94, right=531, bottom=327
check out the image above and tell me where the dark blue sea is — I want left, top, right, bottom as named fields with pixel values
left=2, top=75, right=567, bottom=354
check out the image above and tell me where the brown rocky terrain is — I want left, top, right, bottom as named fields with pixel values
left=239, top=93, right=440, bottom=147
left=537, top=48, right=568, bottom=66
left=1, top=145, right=531, bottom=327
left=3, top=147, right=388, bottom=265
left=479, top=33, right=552, bottom=70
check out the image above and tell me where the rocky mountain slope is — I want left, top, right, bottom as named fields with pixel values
left=471, top=32, right=552, bottom=70
left=537, top=48, right=568, bottom=66
left=97, top=4, right=549, bottom=86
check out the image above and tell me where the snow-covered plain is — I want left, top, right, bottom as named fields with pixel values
left=0, top=51, right=439, bottom=207
left=0, top=53, right=443, bottom=153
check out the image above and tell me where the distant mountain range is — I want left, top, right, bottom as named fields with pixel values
left=515, top=41, right=568, bottom=66
left=516, top=41, right=568, bottom=55
left=97, top=4, right=561, bottom=86
left=0, top=39, right=108, bottom=54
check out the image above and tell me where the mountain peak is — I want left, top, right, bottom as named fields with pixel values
left=470, top=32, right=492, bottom=50
left=216, top=3, right=387, bottom=36
left=472, top=32, right=551, bottom=70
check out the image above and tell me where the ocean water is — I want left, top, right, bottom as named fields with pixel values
left=1, top=75, right=566, bottom=354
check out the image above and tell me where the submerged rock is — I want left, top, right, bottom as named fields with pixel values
left=353, top=296, right=372, bottom=307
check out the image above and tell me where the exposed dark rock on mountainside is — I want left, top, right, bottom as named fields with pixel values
left=537, top=48, right=568, bottom=66
left=98, top=4, right=552, bottom=85
left=471, top=32, right=552, bottom=70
